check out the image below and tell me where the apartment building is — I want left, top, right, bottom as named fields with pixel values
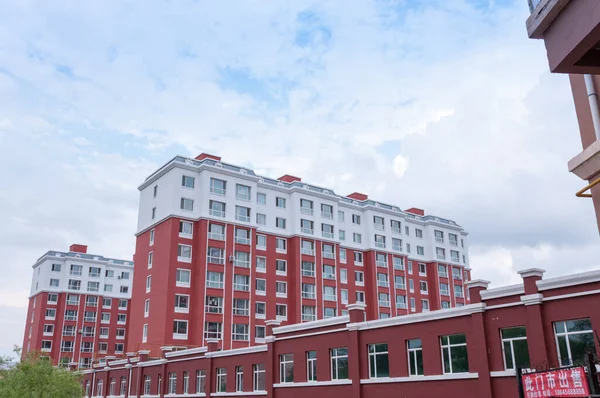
left=129, top=153, right=471, bottom=356
left=22, top=244, right=133, bottom=368
left=526, top=0, right=600, bottom=231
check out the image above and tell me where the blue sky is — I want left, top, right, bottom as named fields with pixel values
left=1, top=0, right=599, bottom=357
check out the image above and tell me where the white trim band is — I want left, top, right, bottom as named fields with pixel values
left=360, top=373, right=479, bottom=384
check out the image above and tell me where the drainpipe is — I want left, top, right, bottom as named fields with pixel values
left=584, top=74, right=600, bottom=140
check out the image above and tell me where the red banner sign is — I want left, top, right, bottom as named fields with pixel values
left=521, top=367, right=590, bottom=397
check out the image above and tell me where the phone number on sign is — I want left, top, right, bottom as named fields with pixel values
left=553, top=388, right=587, bottom=396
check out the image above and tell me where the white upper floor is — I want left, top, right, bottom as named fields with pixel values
left=30, top=245, right=134, bottom=299
left=137, top=155, right=469, bottom=266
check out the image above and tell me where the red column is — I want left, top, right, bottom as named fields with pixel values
left=206, top=338, right=219, bottom=398
left=347, top=303, right=365, bottom=398
left=517, top=269, right=548, bottom=368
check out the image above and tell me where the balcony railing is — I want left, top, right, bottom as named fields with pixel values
left=322, top=231, right=334, bottom=239
left=376, top=260, right=387, bottom=268
left=300, top=207, right=313, bottom=215
left=437, top=254, right=446, bottom=260
left=209, top=209, right=225, bottom=218
left=375, top=242, right=386, bottom=249
left=206, top=281, right=224, bottom=289
left=323, top=252, right=335, bottom=259
left=395, top=283, right=406, bottom=290
left=378, top=300, right=390, bottom=307
left=302, top=314, right=316, bottom=322
left=301, top=248, right=315, bottom=256
left=236, top=214, right=250, bottom=222
left=234, top=283, right=250, bottom=292
left=235, top=237, right=250, bottom=245
left=236, top=193, right=250, bottom=201
left=440, top=290, right=450, bottom=296
left=321, top=211, right=333, bottom=219
left=323, top=294, right=337, bottom=302
left=301, top=228, right=313, bottom=235
left=391, top=227, right=401, bottom=234
left=435, top=237, right=444, bottom=244
left=210, top=186, right=226, bottom=195
left=323, top=273, right=336, bottom=280
left=450, top=240, right=458, bottom=247
left=392, top=244, right=402, bottom=251
left=396, top=302, right=407, bottom=309
left=374, top=224, right=384, bottom=231
left=378, top=281, right=389, bottom=288
left=451, top=256, right=460, bottom=263
left=394, top=264, right=404, bottom=271
left=302, top=292, right=316, bottom=299
left=207, top=256, right=224, bottom=265
left=234, top=260, right=250, bottom=268
left=208, top=232, right=224, bottom=240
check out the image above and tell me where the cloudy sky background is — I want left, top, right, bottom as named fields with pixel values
left=1, top=0, right=599, bottom=357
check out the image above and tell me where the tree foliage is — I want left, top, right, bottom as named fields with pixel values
left=0, top=347, right=83, bottom=398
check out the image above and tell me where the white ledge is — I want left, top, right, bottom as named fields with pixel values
left=165, top=346, right=208, bottom=358
left=138, top=359, right=166, bottom=367
left=490, top=370, right=516, bottom=378
left=517, top=268, right=546, bottom=279
left=520, top=293, right=543, bottom=306
left=480, top=284, right=524, bottom=300
left=274, top=379, right=352, bottom=388
left=349, top=304, right=481, bottom=331
left=361, top=373, right=479, bottom=384
left=206, top=345, right=267, bottom=358
left=273, top=316, right=349, bottom=335
left=465, top=279, right=490, bottom=289
left=537, top=270, right=600, bottom=291
left=211, top=393, right=266, bottom=397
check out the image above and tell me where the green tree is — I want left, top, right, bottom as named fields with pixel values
left=0, top=347, right=83, bottom=398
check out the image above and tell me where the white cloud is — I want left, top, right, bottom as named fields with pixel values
left=0, top=0, right=598, bottom=357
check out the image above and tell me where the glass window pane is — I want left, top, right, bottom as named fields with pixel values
left=416, top=350, right=424, bottom=375
left=442, top=347, right=451, bottom=373
left=512, top=339, right=530, bottom=368
left=501, top=326, right=527, bottom=339
left=566, top=319, right=592, bottom=333
left=568, top=333, right=596, bottom=366
left=449, top=334, right=466, bottom=345
left=557, top=335, right=570, bottom=366
left=375, top=354, right=389, bottom=377
left=408, top=339, right=422, bottom=349
left=503, top=341, right=514, bottom=369
left=554, top=322, right=565, bottom=334
left=451, top=346, right=469, bottom=373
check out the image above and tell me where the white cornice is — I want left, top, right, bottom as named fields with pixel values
left=211, top=392, right=267, bottom=397
left=465, top=279, right=490, bottom=289
left=517, top=268, right=546, bottom=278
left=274, top=379, right=352, bottom=388
left=108, top=359, right=128, bottom=366
left=165, top=346, right=208, bottom=358
left=138, top=359, right=166, bottom=367
left=346, top=303, right=367, bottom=311
left=273, top=316, right=349, bottom=335
left=537, top=270, right=600, bottom=291
left=206, top=345, right=267, bottom=358
left=360, top=373, right=479, bottom=384
left=349, top=305, right=478, bottom=331
left=520, top=293, right=543, bottom=306
left=490, top=370, right=516, bottom=378
left=480, top=284, right=524, bottom=300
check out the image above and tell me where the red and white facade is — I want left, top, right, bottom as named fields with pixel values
left=83, top=267, right=600, bottom=398
left=129, top=153, right=471, bottom=356
left=22, top=244, right=133, bottom=368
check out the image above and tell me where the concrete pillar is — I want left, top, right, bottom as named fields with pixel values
left=347, top=303, right=366, bottom=398
left=518, top=268, right=548, bottom=369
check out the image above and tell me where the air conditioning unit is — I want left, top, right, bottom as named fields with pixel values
left=229, top=255, right=234, bottom=263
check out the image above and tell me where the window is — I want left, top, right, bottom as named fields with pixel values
left=183, top=372, right=189, bottom=394
left=43, top=324, right=54, bottom=335
left=449, top=233, right=458, bottom=246
left=392, top=238, right=402, bottom=251
left=374, top=215, right=385, bottom=230
left=405, top=226, right=410, bottom=235
left=204, top=322, right=223, bottom=339
left=144, top=376, right=151, bottom=395
left=68, top=280, right=81, bottom=291
left=180, top=197, right=194, bottom=211
left=416, top=228, right=423, bottom=238
left=253, top=364, right=265, bottom=391
left=408, top=261, right=413, bottom=274
left=179, top=221, right=193, bottom=237
left=256, top=325, right=266, bottom=339
left=356, top=291, right=365, bottom=303
left=236, top=184, right=251, bottom=201
left=233, top=324, right=249, bottom=341
left=178, top=244, right=192, bottom=262
left=209, top=200, right=226, bottom=217
left=208, top=223, right=225, bottom=240
left=339, top=248, right=346, bottom=263
left=396, top=295, right=406, bottom=309
left=70, top=264, right=82, bottom=276
left=256, top=213, right=266, bottom=225
left=441, top=334, right=469, bottom=373
left=355, top=271, right=364, bottom=286
left=175, top=294, right=189, bottom=312
left=257, top=192, right=266, bottom=205
left=353, top=233, right=362, bottom=243
left=104, top=284, right=113, bottom=292
left=255, top=302, right=266, bottom=318
left=419, top=263, right=427, bottom=275
left=256, top=234, right=266, bottom=249
left=196, top=371, right=206, bottom=393
left=48, top=293, right=58, bottom=304
left=390, top=220, right=401, bottom=234
left=322, top=243, right=335, bottom=258
left=420, top=281, right=429, bottom=294
left=41, top=340, right=52, bottom=352
left=121, top=271, right=130, bottom=280
left=323, top=264, right=336, bottom=280
left=438, top=264, right=448, bottom=277
left=87, top=281, right=99, bottom=292
left=302, top=305, right=316, bottom=321
left=330, top=348, right=348, bottom=380
left=233, top=298, right=249, bottom=316
left=554, top=318, right=595, bottom=366
left=451, top=250, right=460, bottom=263
left=168, top=372, right=177, bottom=394
left=61, top=341, right=74, bottom=352
left=146, top=275, right=152, bottom=292
left=352, top=214, right=361, bottom=225
left=105, top=270, right=114, bottom=278
left=301, top=261, right=315, bottom=277
left=354, top=251, right=363, bottom=265
left=151, top=206, right=156, bottom=219
left=101, top=312, right=111, bottom=323
left=436, top=247, right=446, bottom=260
left=276, top=260, right=287, bottom=275
left=454, top=285, right=464, bottom=298
left=408, top=339, right=424, bottom=376
left=49, top=278, right=59, bottom=287
left=338, top=230, right=346, bottom=241
left=176, top=269, right=191, bottom=287
left=341, top=289, right=348, bottom=304
left=276, top=304, right=287, bottom=320
left=376, top=253, right=387, bottom=267
left=300, top=199, right=313, bottom=214
left=324, top=307, right=337, bottom=318
left=441, top=301, right=451, bottom=309
left=378, top=293, right=390, bottom=307
left=417, top=246, right=425, bottom=255
left=103, top=298, right=112, bottom=308
left=206, top=296, right=223, bottom=314
left=340, top=268, right=348, bottom=284
left=395, top=275, right=406, bottom=289
left=173, top=320, right=188, bottom=338
left=276, top=197, right=286, bottom=208
left=392, top=257, right=403, bottom=271
left=440, top=283, right=450, bottom=296
left=338, top=210, right=345, bottom=222
left=276, top=238, right=287, bottom=252
left=210, top=178, right=226, bottom=195
left=435, top=230, right=444, bottom=243
left=302, top=283, right=316, bottom=299
left=301, top=219, right=314, bottom=234
left=301, top=240, right=314, bottom=255
left=235, top=366, right=244, bottom=392
left=324, top=286, right=336, bottom=301
left=410, top=297, right=416, bottom=311
left=256, top=256, right=266, bottom=272
left=307, top=351, right=317, bottom=382
left=452, top=267, right=463, bottom=280
left=235, top=228, right=250, bottom=244
left=117, top=314, right=127, bottom=324
left=206, top=271, right=223, bottom=289
left=234, top=274, right=250, bottom=291
left=142, top=324, right=148, bottom=342
left=234, top=251, right=250, bottom=268
left=65, top=310, right=77, bottom=321
left=236, top=205, right=251, bottom=222
left=279, top=354, right=294, bottom=383
left=217, top=368, right=227, bottom=393
left=51, top=263, right=61, bottom=272
left=377, top=272, right=389, bottom=287
left=368, top=344, right=389, bottom=378
left=255, top=278, right=266, bottom=294
left=501, top=326, right=530, bottom=370
left=421, top=299, right=430, bottom=311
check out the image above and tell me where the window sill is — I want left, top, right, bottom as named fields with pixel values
left=360, top=373, right=479, bottom=384
left=179, top=233, right=193, bottom=239
left=175, top=307, right=189, bottom=314
left=276, top=293, right=287, bottom=298
left=173, top=334, right=188, bottom=340
left=177, top=257, right=192, bottom=263
left=276, top=271, right=287, bottom=277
